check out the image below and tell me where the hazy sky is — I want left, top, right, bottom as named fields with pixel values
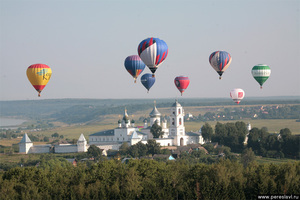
left=0, top=0, right=299, bottom=101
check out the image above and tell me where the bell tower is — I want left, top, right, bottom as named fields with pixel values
left=169, top=100, right=185, bottom=146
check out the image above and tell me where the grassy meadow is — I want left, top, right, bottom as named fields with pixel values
left=184, top=119, right=300, bottom=135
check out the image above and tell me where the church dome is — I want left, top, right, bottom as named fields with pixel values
left=172, top=100, right=182, bottom=107
left=122, top=108, right=129, bottom=123
left=150, top=106, right=161, bottom=117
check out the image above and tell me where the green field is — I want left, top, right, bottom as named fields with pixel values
left=185, top=119, right=300, bottom=135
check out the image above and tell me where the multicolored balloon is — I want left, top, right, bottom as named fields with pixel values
left=209, top=51, right=232, bottom=79
left=251, top=64, right=271, bottom=89
left=141, top=73, right=155, bottom=92
left=137, top=37, right=168, bottom=77
left=124, top=55, right=146, bottom=83
left=174, top=76, right=190, bottom=96
left=230, top=88, right=245, bottom=104
left=26, top=64, right=52, bottom=97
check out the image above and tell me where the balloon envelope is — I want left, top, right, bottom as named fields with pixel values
left=26, top=64, right=52, bottom=97
left=209, top=51, right=232, bottom=79
left=230, top=88, right=245, bottom=104
left=251, top=64, right=271, bottom=88
left=174, top=76, right=190, bottom=96
left=137, top=37, right=168, bottom=76
left=124, top=55, right=145, bottom=83
left=141, top=73, right=155, bottom=92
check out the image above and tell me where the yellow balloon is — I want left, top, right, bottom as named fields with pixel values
left=26, top=63, right=52, bottom=97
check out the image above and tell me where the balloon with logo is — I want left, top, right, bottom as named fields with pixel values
left=230, top=88, right=245, bottom=104
left=26, top=63, right=52, bottom=97
left=174, top=76, right=190, bottom=96
left=137, top=37, right=168, bottom=77
left=251, top=64, right=271, bottom=89
left=124, top=55, right=146, bottom=83
left=141, top=73, right=155, bottom=93
left=209, top=51, right=232, bottom=79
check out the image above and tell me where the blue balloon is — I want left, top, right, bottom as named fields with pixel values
left=124, top=55, right=145, bottom=83
left=141, top=73, right=155, bottom=92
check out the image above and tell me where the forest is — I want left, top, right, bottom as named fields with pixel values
left=0, top=157, right=299, bottom=200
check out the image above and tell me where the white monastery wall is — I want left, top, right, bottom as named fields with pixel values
left=154, top=138, right=173, bottom=146
left=54, top=144, right=78, bottom=153
left=95, top=144, right=122, bottom=151
left=29, top=145, right=51, bottom=154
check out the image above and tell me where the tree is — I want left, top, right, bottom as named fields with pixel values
left=51, top=133, right=59, bottom=138
left=201, top=123, right=213, bottom=142
left=119, top=142, right=129, bottom=155
left=241, top=148, right=255, bottom=167
left=214, top=122, right=226, bottom=144
left=87, top=145, right=102, bottom=159
left=279, top=128, right=291, bottom=141
left=150, top=121, right=164, bottom=138
left=146, top=139, right=161, bottom=155
left=43, top=136, right=49, bottom=142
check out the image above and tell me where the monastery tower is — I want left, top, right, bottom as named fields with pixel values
left=19, top=133, right=33, bottom=154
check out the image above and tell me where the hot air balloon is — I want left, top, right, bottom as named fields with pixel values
left=251, top=64, right=271, bottom=89
left=137, top=37, right=168, bottom=77
left=230, top=88, right=245, bottom=104
left=209, top=51, right=232, bottom=79
left=26, top=64, right=52, bottom=97
left=174, top=76, right=190, bottom=96
left=124, top=55, right=146, bottom=83
left=141, top=73, right=155, bottom=92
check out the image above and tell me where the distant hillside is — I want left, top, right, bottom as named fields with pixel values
left=1, top=97, right=299, bottom=124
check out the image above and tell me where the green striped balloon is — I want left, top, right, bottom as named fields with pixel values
left=251, top=64, right=271, bottom=89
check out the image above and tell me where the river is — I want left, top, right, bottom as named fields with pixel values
left=0, top=117, right=27, bottom=128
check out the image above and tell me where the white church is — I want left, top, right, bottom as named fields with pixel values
left=89, top=100, right=204, bottom=151
left=19, top=100, right=205, bottom=154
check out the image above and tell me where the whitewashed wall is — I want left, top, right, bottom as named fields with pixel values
left=55, top=144, right=78, bottom=153
left=29, top=145, right=51, bottom=154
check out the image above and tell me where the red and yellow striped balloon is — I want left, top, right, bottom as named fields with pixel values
left=26, top=64, right=52, bottom=97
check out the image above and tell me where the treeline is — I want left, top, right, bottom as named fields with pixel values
left=247, top=128, right=299, bottom=159
left=0, top=159, right=299, bottom=200
left=188, top=105, right=300, bottom=122
left=201, top=122, right=300, bottom=159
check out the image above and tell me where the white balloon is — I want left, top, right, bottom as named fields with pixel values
left=230, top=88, right=245, bottom=104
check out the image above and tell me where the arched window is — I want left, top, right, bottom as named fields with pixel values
left=178, top=109, right=181, bottom=114
left=179, top=118, right=182, bottom=125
